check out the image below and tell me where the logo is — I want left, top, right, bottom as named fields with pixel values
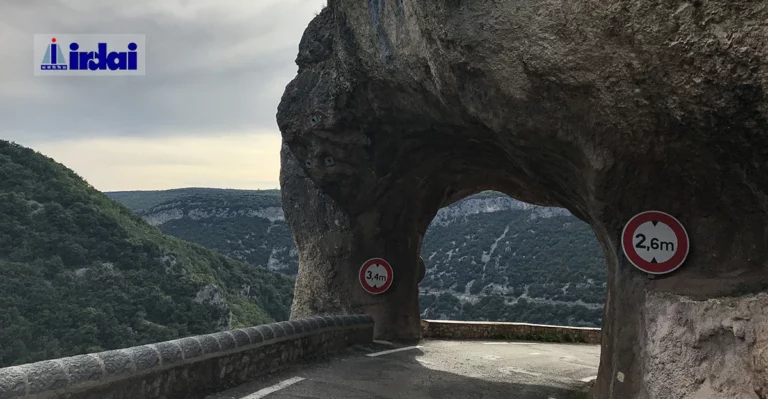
left=34, top=34, right=145, bottom=76
left=41, top=38, right=68, bottom=70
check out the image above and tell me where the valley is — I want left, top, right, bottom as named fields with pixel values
left=109, top=188, right=606, bottom=327
left=0, top=142, right=293, bottom=368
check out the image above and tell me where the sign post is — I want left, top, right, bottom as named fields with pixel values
left=359, top=258, right=393, bottom=294
left=621, top=211, right=690, bottom=275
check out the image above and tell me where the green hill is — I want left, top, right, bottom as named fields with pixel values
left=0, top=141, right=294, bottom=368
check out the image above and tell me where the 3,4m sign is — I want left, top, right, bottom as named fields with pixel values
left=359, top=258, right=393, bottom=294
left=621, top=211, right=690, bottom=275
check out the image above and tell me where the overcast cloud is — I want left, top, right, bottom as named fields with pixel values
left=0, top=0, right=325, bottom=142
left=0, top=0, right=324, bottom=190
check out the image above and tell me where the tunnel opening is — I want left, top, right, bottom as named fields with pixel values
left=417, top=190, right=606, bottom=328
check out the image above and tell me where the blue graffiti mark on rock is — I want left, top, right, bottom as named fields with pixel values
left=396, top=0, right=406, bottom=36
left=368, top=0, right=395, bottom=63
left=368, top=0, right=383, bottom=25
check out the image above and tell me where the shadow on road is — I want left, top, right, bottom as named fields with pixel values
left=210, top=344, right=590, bottom=399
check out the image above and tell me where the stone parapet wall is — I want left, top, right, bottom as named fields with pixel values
left=421, top=320, right=601, bottom=344
left=0, top=315, right=373, bottom=399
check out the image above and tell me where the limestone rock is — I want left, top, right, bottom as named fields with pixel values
left=644, top=292, right=768, bottom=399
left=277, top=1, right=768, bottom=397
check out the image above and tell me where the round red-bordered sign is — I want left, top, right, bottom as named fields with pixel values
left=359, top=258, right=393, bottom=294
left=621, top=211, right=690, bottom=275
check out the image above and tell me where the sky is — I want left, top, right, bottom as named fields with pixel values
left=0, top=0, right=327, bottom=191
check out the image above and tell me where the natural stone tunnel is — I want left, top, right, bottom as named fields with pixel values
left=276, top=1, right=768, bottom=398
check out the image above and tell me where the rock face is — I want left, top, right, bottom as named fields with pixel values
left=644, top=292, right=768, bottom=399
left=429, top=193, right=572, bottom=226
left=277, top=1, right=768, bottom=398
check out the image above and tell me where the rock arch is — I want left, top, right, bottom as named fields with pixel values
left=277, top=1, right=768, bottom=397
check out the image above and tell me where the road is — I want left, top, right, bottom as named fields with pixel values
left=206, top=340, right=600, bottom=399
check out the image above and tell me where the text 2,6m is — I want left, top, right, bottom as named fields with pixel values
left=635, top=234, right=675, bottom=251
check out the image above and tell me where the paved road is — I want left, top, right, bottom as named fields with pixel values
left=207, top=340, right=600, bottom=399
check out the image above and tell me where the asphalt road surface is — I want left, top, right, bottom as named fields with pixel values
left=206, top=340, right=600, bottom=399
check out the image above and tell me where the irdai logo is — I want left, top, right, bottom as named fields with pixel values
left=34, top=34, right=145, bottom=76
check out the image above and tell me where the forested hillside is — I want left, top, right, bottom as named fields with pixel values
left=110, top=189, right=607, bottom=327
left=0, top=141, right=293, bottom=368
left=419, top=194, right=605, bottom=326
left=108, top=188, right=281, bottom=213
left=121, top=192, right=297, bottom=274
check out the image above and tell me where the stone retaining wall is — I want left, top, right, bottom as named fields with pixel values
left=421, top=320, right=601, bottom=344
left=0, top=315, right=373, bottom=399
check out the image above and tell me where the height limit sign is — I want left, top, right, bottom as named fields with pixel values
left=359, top=258, right=393, bottom=295
left=621, top=211, right=690, bottom=275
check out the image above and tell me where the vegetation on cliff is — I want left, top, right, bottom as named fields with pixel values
left=0, top=141, right=293, bottom=368
left=109, top=188, right=280, bottom=213
left=111, top=189, right=606, bottom=327
left=419, top=200, right=605, bottom=327
left=128, top=192, right=297, bottom=274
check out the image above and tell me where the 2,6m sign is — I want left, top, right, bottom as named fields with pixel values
left=622, top=211, right=690, bottom=275
left=634, top=234, right=675, bottom=252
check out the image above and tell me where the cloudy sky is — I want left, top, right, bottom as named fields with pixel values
left=0, top=0, right=326, bottom=191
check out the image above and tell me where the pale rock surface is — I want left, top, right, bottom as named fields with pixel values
left=644, top=292, right=768, bottom=399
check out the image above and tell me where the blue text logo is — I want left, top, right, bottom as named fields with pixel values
left=35, top=34, right=146, bottom=76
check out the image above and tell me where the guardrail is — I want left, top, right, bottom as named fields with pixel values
left=0, top=315, right=374, bottom=399
left=421, top=320, right=601, bottom=344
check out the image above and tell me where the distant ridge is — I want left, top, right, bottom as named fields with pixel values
left=106, top=187, right=281, bottom=212
left=112, top=187, right=606, bottom=327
